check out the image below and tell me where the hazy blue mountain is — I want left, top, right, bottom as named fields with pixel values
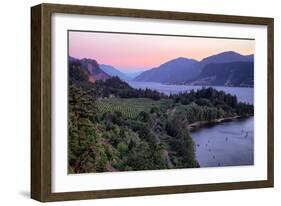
left=134, top=57, right=200, bottom=83
left=200, top=51, right=253, bottom=67
left=189, top=61, right=254, bottom=87
left=125, top=71, right=144, bottom=80
left=69, top=51, right=254, bottom=87
left=133, top=51, right=254, bottom=86
left=99, top=64, right=130, bottom=81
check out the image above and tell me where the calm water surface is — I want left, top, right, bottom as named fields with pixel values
left=191, top=117, right=254, bottom=167
left=128, top=81, right=253, bottom=104
left=128, top=81, right=254, bottom=167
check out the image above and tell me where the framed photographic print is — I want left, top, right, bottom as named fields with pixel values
left=31, top=3, right=274, bottom=202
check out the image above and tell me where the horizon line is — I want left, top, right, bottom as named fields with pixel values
left=69, top=50, right=254, bottom=71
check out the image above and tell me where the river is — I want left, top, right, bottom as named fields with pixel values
left=191, top=117, right=254, bottom=167
left=128, top=81, right=253, bottom=104
left=128, top=81, right=254, bottom=167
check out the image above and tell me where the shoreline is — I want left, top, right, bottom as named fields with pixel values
left=165, top=83, right=254, bottom=88
left=129, top=81, right=254, bottom=89
left=188, top=115, right=244, bottom=132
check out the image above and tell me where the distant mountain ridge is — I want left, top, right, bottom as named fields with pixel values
left=134, top=57, right=200, bottom=83
left=69, top=51, right=254, bottom=87
left=125, top=71, right=144, bottom=79
left=200, top=51, right=253, bottom=66
left=189, top=61, right=254, bottom=87
left=99, top=64, right=131, bottom=81
left=133, top=51, right=254, bottom=87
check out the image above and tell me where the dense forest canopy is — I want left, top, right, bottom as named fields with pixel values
left=68, top=61, right=254, bottom=173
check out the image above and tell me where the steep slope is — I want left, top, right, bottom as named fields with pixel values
left=133, top=51, right=253, bottom=84
left=200, top=51, right=254, bottom=67
left=69, top=56, right=110, bottom=83
left=80, top=58, right=110, bottom=82
left=125, top=71, right=144, bottom=79
left=99, top=64, right=130, bottom=81
left=134, top=57, right=200, bottom=83
left=190, top=61, right=254, bottom=87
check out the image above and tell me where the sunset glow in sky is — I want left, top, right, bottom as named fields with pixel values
left=69, top=31, right=254, bottom=72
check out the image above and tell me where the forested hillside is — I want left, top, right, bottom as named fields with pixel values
left=188, top=61, right=254, bottom=87
left=68, top=60, right=254, bottom=173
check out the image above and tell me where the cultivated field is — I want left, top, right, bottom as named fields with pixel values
left=96, top=98, right=172, bottom=119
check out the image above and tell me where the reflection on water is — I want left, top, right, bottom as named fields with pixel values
left=191, top=117, right=254, bottom=167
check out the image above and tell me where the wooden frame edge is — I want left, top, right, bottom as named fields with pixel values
left=41, top=3, right=273, bottom=24
left=267, top=18, right=274, bottom=187
left=42, top=180, right=272, bottom=202
left=31, top=3, right=274, bottom=202
left=31, top=3, right=53, bottom=202
left=31, top=4, right=43, bottom=201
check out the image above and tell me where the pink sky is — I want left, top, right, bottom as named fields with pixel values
left=69, top=31, right=254, bottom=72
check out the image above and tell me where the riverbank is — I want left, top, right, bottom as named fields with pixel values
left=188, top=115, right=241, bottom=132
left=164, top=82, right=254, bottom=88
left=128, top=81, right=254, bottom=104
